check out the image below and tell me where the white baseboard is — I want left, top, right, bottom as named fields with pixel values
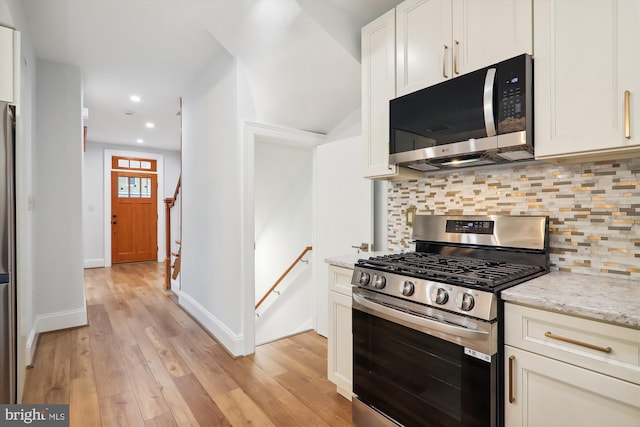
left=177, top=290, right=245, bottom=357
left=84, top=258, right=105, bottom=269
left=37, top=307, right=88, bottom=333
left=25, top=322, right=39, bottom=366
left=25, top=307, right=88, bottom=366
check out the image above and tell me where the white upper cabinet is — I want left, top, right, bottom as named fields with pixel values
left=396, top=0, right=451, bottom=96
left=396, top=0, right=532, bottom=97
left=452, top=0, right=532, bottom=75
left=0, top=26, right=14, bottom=103
left=362, top=9, right=400, bottom=178
left=534, top=0, right=640, bottom=161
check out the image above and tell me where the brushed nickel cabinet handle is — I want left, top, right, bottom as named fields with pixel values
left=508, top=355, right=515, bottom=404
left=625, top=90, right=631, bottom=139
left=544, top=331, right=612, bottom=353
left=454, top=40, right=460, bottom=75
left=443, top=45, right=449, bottom=78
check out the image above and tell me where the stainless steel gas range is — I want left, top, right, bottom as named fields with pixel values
left=351, top=215, right=549, bottom=427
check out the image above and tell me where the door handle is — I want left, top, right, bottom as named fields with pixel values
left=352, top=243, right=369, bottom=252
left=453, top=40, right=460, bottom=75
left=483, top=68, right=497, bottom=137
left=508, top=355, right=515, bottom=403
left=625, top=90, right=631, bottom=139
left=442, top=44, right=449, bottom=78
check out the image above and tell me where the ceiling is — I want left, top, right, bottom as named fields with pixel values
left=22, top=0, right=403, bottom=152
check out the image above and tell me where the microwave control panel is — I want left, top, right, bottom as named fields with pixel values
left=497, top=54, right=530, bottom=134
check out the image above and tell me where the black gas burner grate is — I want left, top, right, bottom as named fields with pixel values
left=358, top=252, right=543, bottom=289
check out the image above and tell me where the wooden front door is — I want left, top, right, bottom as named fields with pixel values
left=111, top=171, right=158, bottom=264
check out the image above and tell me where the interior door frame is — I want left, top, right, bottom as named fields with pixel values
left=241, top=122, right=324, bottom=356
left=103, top=149, right=164, bottom=267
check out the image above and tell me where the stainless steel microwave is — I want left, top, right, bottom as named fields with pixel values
left=389, top=54, right=533, bottom=171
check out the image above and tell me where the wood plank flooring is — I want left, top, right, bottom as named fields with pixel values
left=22, top=262, right=353, bottom=426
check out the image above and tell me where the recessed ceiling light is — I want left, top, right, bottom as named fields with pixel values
left=136, top=138, right=144, bottom=143
left=130, top=95, right=141, bottom=102
left=145, top=122, right=155, bottom=129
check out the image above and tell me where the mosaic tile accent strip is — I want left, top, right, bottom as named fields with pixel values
left=387, top=159, right=640, bottom=281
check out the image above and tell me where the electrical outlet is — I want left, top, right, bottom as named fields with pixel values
left=406, top=207, right=416, bottom=226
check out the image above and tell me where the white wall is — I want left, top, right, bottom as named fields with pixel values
left=180, top=57, right=255, bottom=356
left=33, top=59, right=86, bottom=331
left=82, top=141, right=180, bottom=267
left=254, top=138, right=314, bottom=345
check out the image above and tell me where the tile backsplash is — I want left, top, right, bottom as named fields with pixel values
left=387, top=158, right=640, bottom=280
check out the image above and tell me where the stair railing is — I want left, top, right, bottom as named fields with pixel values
left=255, top=246, right=313, bottom=311
left=164, top=175, right=181, bottom=290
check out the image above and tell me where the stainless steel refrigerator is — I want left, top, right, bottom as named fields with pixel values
left=0, top=101, right=15, bottom=404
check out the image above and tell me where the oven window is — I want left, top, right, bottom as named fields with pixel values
left=353, top=308, right=495, bottom=427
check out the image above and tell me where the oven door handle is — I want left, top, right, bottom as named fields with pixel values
left=353, top=293, right=489, bottom=339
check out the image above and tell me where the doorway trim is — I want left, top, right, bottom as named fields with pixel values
left=241, top=122, right=324, bottom=356
left=103, top=149, right=164, bottom=267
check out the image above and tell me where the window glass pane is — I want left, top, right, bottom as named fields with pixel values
left=118, top=176, right=129, bottom=198
left=141, top=178, right=151, bottom=198
left=130, top=177, right=141, bottom=198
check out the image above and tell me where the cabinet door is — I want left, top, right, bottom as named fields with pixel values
left=505, top=346, right=640, bottom=427
left=396, top=0, right=452, bottom=96
left=452, top=0, right=532, bottom=75
left=0, top=26, right=14, bottom=103
left=328, top=290, right=352, bottom=400
left=534, top=0, right=640, bottom=160
left=362, top=9, right=399, bottom=178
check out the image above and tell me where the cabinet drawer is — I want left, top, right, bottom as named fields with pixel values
left=505, top=303, right=640, bottom=385
left=328, top=265, right=354, bottom=296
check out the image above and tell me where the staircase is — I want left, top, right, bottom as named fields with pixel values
left=164, top=175, right=181, bottom=290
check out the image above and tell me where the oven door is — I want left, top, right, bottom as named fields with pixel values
left=352, top=289, right=498, bottom=427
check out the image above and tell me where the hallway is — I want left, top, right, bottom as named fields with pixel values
left=22, top=262, right=352, bottom=426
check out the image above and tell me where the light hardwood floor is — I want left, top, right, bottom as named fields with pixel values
left=22, top=262, right=353, bottom=426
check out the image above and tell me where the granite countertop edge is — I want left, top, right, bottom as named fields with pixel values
left=501, top=271, right=640, bottom=330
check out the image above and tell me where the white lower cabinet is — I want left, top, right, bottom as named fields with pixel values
left=504, top=345, right=640, bottom=427
left=504, top=303, right=640, bottom=427
left=327, top=265, right=353, bottom=400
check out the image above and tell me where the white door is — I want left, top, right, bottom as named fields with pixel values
left=315, top=136, right=373, bottom=337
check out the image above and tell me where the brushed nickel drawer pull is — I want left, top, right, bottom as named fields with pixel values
left=544, top=331, right=612, bottom=353
left=625, top=90, right=631, bottom=139
left=508, top=355, right=515, bottom=404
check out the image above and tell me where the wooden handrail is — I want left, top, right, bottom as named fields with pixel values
left=255, top=246, right=312, bottom=310
left=167, top=175, right=181, bottom=208
left=164, top=175, right=182, bottom=290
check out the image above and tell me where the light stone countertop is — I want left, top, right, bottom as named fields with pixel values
left=501, top=271, right=640, bottom=330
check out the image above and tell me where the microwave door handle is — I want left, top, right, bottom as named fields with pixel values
left=483, top=68, right=497, bottom=137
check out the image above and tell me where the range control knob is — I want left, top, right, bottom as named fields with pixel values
left=434, top=288, right=449, bottom=305
left=402, top=281, right=415, bottom=296
left=460, top=293, right=475, bottom=311
left=358, top=271, right=371, bottom=286
left=373, top=275, right=386, bottom=289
